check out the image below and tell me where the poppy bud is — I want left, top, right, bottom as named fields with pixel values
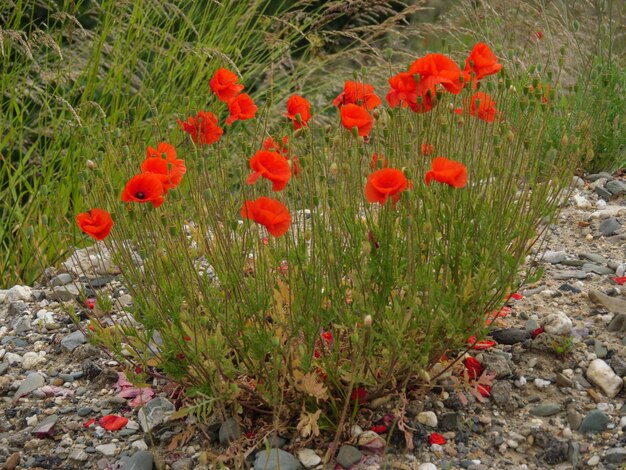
left=364, top=315, right=372, bottom=327
left=25, top=225, right=34, bottom=238
left=351, top=126, right=359, bottom=138
left=372, top=109, right=380, bottom=120
left=419, top=369, right=431, bottom=382
left=86, top=159, right=97, bottom=170
left=505, top=130, right=514, bottom=142
left=113, top=128, right=122, bottom=139
left=573, top=20, right=579, bottom=31
left=123, top=145, right=130, bottom=156
left=561, top=134, right=569, bottom=146
left=329, top=162, right=338, bottom=176
left=79, top=185, right=87, bottom=196
left=304, top=230, right=312, bottom=241
left=294, top=128, right=305, bottom=138
left=42, top=215, right=48, bottom=226
left=350, top=333, right=359, bottom=344
left=295, top=113, right=303, bottom=125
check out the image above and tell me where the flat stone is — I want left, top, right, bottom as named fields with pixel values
left=579, top=252, right=607, bottom=264
left=530, top=403, right=562, bottom=417
left=50, top=273, right=73, bottom=287
left=587, top=172, right=613, bottom=181
left=14, top=372, right=45, bottom=401
left=560, top=259, right=586, bottom=267
left=440, top=412, right=461, bottom=431
left=587, top=359, right=623, bottom=398
left=608, top=313, right=626, bottom=333
left=171, top=458, right=193, bottom=470
left=491, top=380, right=512, bottom=403
left=417, top=411, right=438, bottom=427
left=138, top=397, right=175, bottom=433
left=580, top=410, right=610, bottom=434
left=8, top=300, right=30, bottom=316
left=68, top=449, right=89, bottom=462
left=335, top=445, right=362, bottom=468
left=582, top=263, right=615, bottom=275
left=492, top=328, right=531, bottom=345
left=61, top=330, right=87, bottom=352
left=253, top=449, right=303, bottom=470
left=0, top=363, right=9, bottom=375
left=6, top=285, right=33, bottom=302
left=567, top=406, right=582, bottom=430
left=594, top=340, right=608, bottom=359
left=610, top=356, right=626, bottom=377
left=543, top=250, right=567, bottom=264
left=559, top=283, right=581, bottom=294
left=596, top=187, right=613, bottom=200
left=12, top=316, right=31, bottom=334
left=553, top=270, right=587, bottom=280
left=52, top=284, right=81, bottom=302
left=599, top=217, right=621, bottom=236
left=120, top=451, right=153, bottom=470
left=606, top=180, right=626, bottom=196
left=588, top=290, right=626, bottom=314
left=541, top=312, right=573, bottom=335
left=542, top=437, right=569, bottom=465
left=95, top=443, right=117, bottom=456
left=218, top=418, right=241, bottom=445
left=604, top=448, right=626, bottom=464
left=32, top=414, right=58, bottom=438
left=297, top=448, right=321, bottom=468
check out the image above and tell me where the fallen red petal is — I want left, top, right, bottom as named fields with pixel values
left=83, top=418, right=96, bottom=428
left=612, top=276, right=626, bottom=285
left=99, top=415, right=128, bottom=431
left=428, top=432, right=446, bottom=445
left=371, top=425, right=388, bottom=434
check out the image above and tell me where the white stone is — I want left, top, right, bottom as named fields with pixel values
left=6, top=285, right=33, bottom=302
left=297, top=448, right=321, bottom=468
left=587, top=455, right=600, bottom=466
left=587, top=359, right=623, bottom=398
left=616, top=263, right=626, bottom=277
left=542, top=250, right=567, bottom=264
left=590, top=206, right=626, bottom=219
left=534, top=378, right=551, bottom=388
left=571, top=176, right=585, bottom=188
left=573, top=195, right=592, bottom=209
left=95, top=443, right=117, bottom=456
left=4, top=352, right=22, bottom=364
left=22, top=351, right=46, bottom=370
left=350, top=424, right=363, bottom=438
left=596, top=199, right=607, bottom=209
left=417, top=411, right=438, bottom=427
left=515, top=376, right=527, bottom=388
left=131, top=440, right=148, bottom=451
left=26, top=415, right=38, bottom=426
left=541, top=312, right=573, bottom=335
left=417, top=464, right=437, bottom=470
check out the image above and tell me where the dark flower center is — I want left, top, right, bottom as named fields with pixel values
left=136, top=192, right=145, bottom=200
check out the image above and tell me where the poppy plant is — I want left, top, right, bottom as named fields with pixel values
left=386, top=72, right=433, bottom=113
left=247, top=150, right=291, bottom=191
left=141, top=143, right=186, bottom=192
left=365, top=168, right=409, bottom=205
left=463, top=42, right=502, bottom=84
left=263, top=136, right=299, bottom=176
left=226, top=93, right=257, bottom=125
left=469, top=92, right=499, bottom=122
left=121, top=173, right=166, bottom=208
left=209, top=68, right=244, bottom=102
left=425, top=156, right=468, bottom=188
left=408, top=53, right=462, bottom=96
left=177, top=111, right=223, bottom=145
left=421, top=142, right=434, bottom=156
left=241, top=197, right=292, bottom=237
left=332, top=80, right=382, bottom=110
left=369, top=153, right=387, bottom=170
left=285, top=95, right=311, bottom=130
left=76, top=208, right=113, bottom=241
left=340, top=103, right=373, bottom=137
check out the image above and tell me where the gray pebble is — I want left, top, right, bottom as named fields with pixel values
left=599, top=218, right=621, bottom=237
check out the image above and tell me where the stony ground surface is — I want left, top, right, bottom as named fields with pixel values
left=0, top=172, right=625, bottom=470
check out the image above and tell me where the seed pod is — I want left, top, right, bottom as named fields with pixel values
left=364, top=315, right=372, bottom=327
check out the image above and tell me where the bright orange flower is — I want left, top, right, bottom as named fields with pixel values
left=241, top=197, right=292, bottom=237
left=247, top=150, right=291, bottom=191
left=365, top=168, right=409, bottom=205
left=421, top=142, right=434, bottom=156
left=121, top=173, right=166, bottom=208
left=340, top=103, right=373, bottom=137
left=386, top=72, right=432, bottom=113
left=177, top=111, right=223, bottom=145
left=408, top=53, right=462, bottom=96
left=76, top=208, right=113, bottom=241
left=463, top=42, right=502, bottom=84
left=226, top=93, right=257, bottom=125
left=141, top=143, right=186, bottom=192
left=209, top=68, right=244, bottom=102
left=263, top=136, right=299, bottom=176
left=369, top=153, right=387, bottom=170
left=285, top=95, right=311, bottom=130
left=469, top=92, right=498, bottom=122
left=425, top=157, right=467, bottom=188
left=333, top=81, right=382, bottom=110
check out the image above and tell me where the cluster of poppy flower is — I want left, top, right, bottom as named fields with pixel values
left=76, top=43, right=502, bottom=243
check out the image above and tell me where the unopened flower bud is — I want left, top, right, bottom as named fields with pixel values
left=294, top=128, right=305, bottom=138
left=351, top=126, right=359, bottom=138
left=329, top=162, right=338, bottom=176
left=505, top=130, right=514, bottom=142
left=303, top=230, right=312, bottom=241
left=561, top=134, right=569, bottom=146
left=113, top=128, right=122, bottom=139
left=123, top=145, right=130, bottom=156
left=372, top=109, right=380, bottom=120
left=86, top=159, right=97, bottom=170
left=364, top=315, right=372, bottom=327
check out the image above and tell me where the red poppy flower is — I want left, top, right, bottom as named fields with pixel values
left=386, top=72, right=433, bottom=113
left=425, top=157, right=467, bottom=188
left=340, top=103, right=373, bottom=137
left=177, top=111, right=223, bottom=145
left=463, top=356, right=483, bottom=380
left=408, top=53, right=462, bottom=96
left=76, top=208, right=113, bottom=241
left=263, top=136, right=299, bottom=176
left=241, top=197, right=291, bottom=237
left=247, top=150, right=291, bottom=191
left=469, top=92, right=499, bottom=122
left=369, top=153, right=387, bottom=170
left=121, top=173, right=166, bottom=208
left=365, top=168, right=409, bottom=205
left=463, top=42, right=502, bottom=85
left=141, top=143, right=186, bottom=192
left=226, top=93, right=257, bottom=125
left=421, top=142, right=434, bottom=156
left=99, top=415, right=128, bottom=431
left=209, top=68, right=244, bottom=102
left=285, top=95, right=311, bottom=130
left=350, top=386, right=367, bottom=404
left=428, top=433, right=446, bottom=445
left=333, top=80, right=382, bottom=110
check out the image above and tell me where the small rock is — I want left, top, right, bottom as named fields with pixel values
left=596, top=187, right=613, bottom=200
left=579, top=410, right=610, bottom=434
left=604, top=448, right=626, bottom=464
left=594, top=340, right=608, bottom=359
left=357, top=430, right=385, bottom=450
left=218, top=418, right=242, bottom=445
left=68, top=449, right=89, bottom=462
left=542, top=437, right=569, bottom=465
left=482, top=353, right=512, bottom=378
left=579, top=252, right=607, bottom=264
left=492, top=328, right=530, bottom=345
left=587, top=455, right=600, bottom=466
left=608, top=313, right=626, bottom=333
left=253, top=449, right=303, bottom=470
left=297, top=449, right=321, bottom=469
left=582, top=263, right=615, bottom=275
left=22, top=352, right=46, bottom=370
left=567, top=407, right=582, bottom=431
left=491, top=381, right=512, bottom=403
left=553, top=270, right=587, bottom=280
left=14, top=372, right=45, bottom=401
left=171, top=458, right=193, bottom=470
left=543, top=250, right=567, bottom=264
left=32, top=415, right=58, bottom=438
left=1, top=452, right=20, bottom=470
left=587, top=359, right=623, bottom=398
left=50, top=273, right=73, bottom=287
left=558, top=283, right=581, bottom=294
left=606, top=180, right=626, bottom=196
left=610, top=356, right=626, bottom=377
left=121, top=451, right=153, bottom=470
left=440, top=412, right=461, bottom=431
left=61, top=330, right=87, bottom=352
left=555, top=373, right=573, bottom=388
left=6, top=285, right=33, bottom=302
left=417, top=464, right=437, bottom=470
left=587, top=172, right=613, bottom=181
left=541, top=312, right=573, bottom=335
left=95, top=443, right=117, bottom=456
left=52, top=284, right=81, bottom=302
left=138, top=397, right=175, bottom=433
left=417, top=411, right=438, bottom=428
left=530, top=403, right=561, bottom=417
left=599, top=217, right=621, bottom=236
left=12, top=316, right=31, bottom=334
left=573, top=195, right=592, bottom=209
left=335, top=445, right=362, bottom=468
